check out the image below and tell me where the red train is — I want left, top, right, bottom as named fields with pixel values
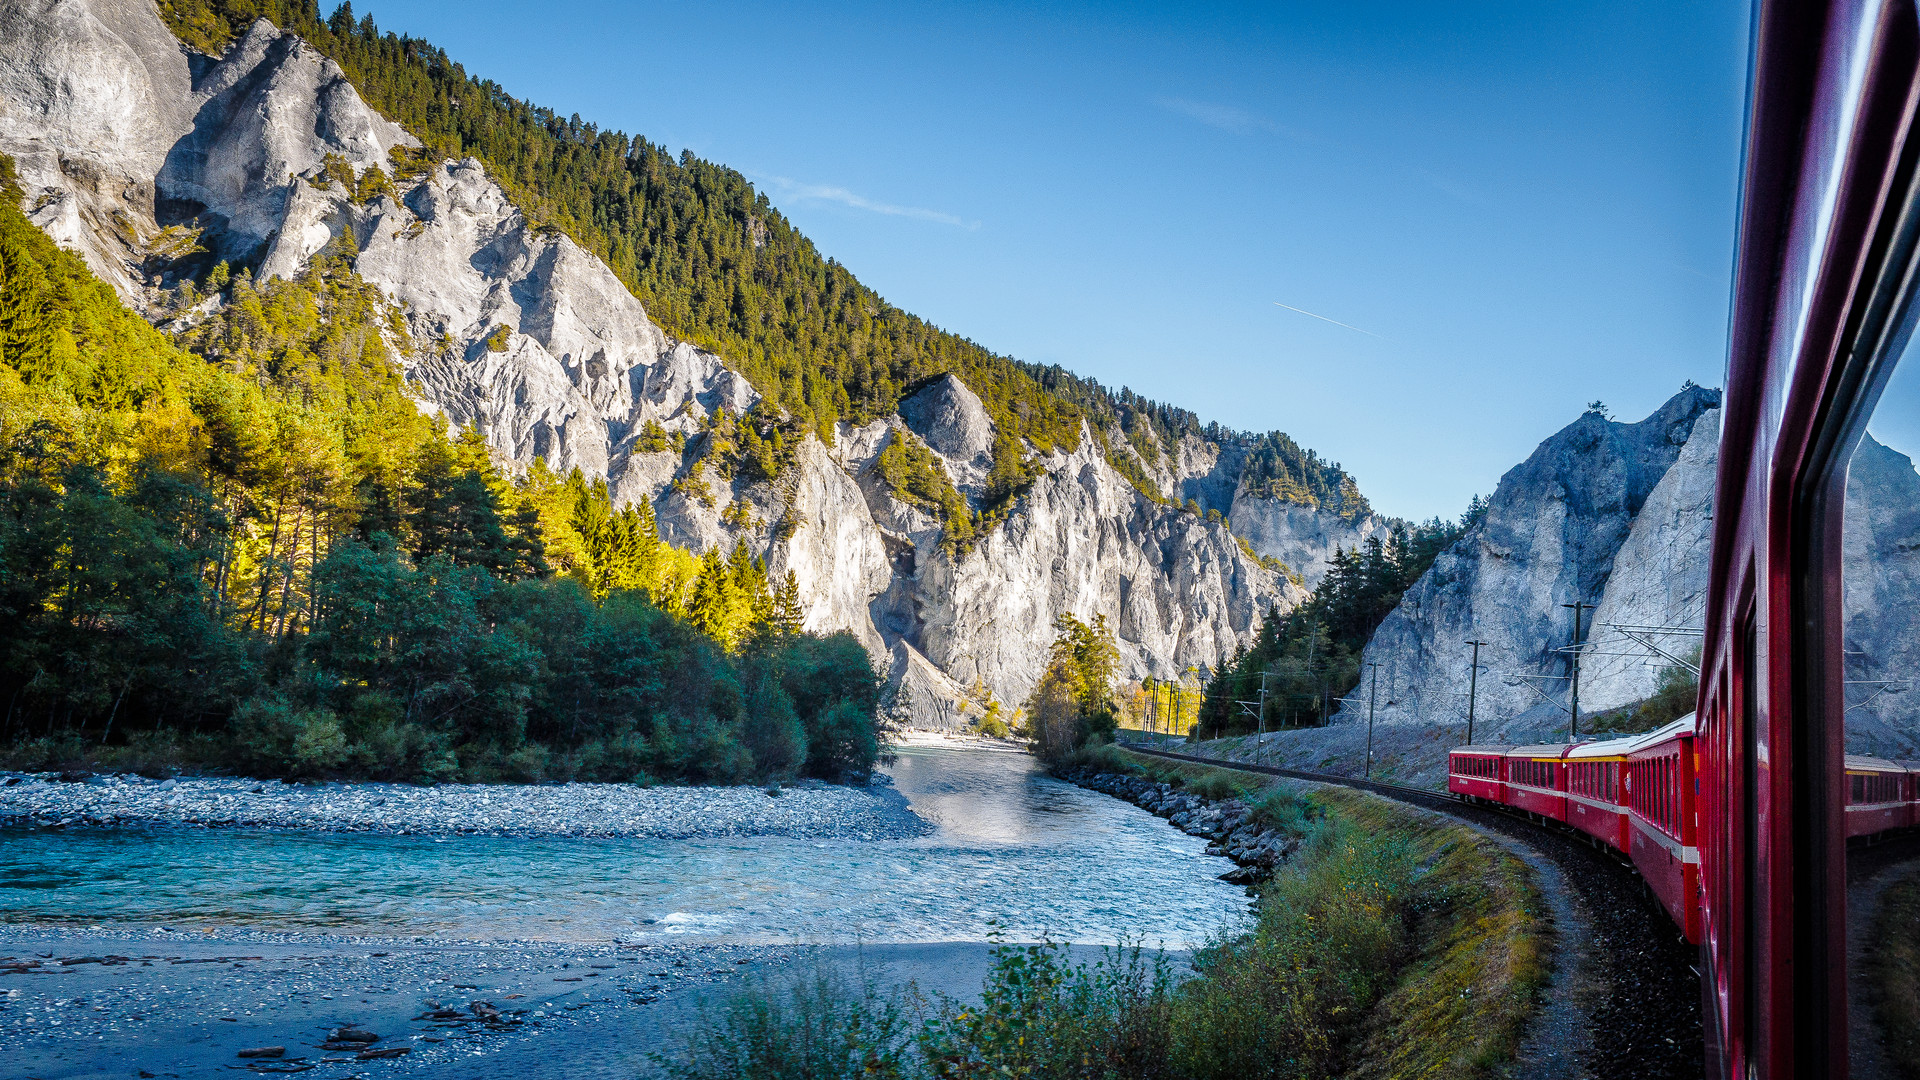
left=1448, top=721, right=1918, bottom=951
left=1442, top=2, right=1920, bottom=1073
left=1701, top=0, right=1920, bottom=1075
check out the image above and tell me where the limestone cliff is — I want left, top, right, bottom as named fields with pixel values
left=1841, top=435, right=1920, bottom=757
left=1338, top=388, right=1722, bottom=739
left=0, top=0, right=1328, bottom=727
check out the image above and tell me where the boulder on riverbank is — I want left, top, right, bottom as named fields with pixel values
left=1055, top=767, right=1301, bottom=886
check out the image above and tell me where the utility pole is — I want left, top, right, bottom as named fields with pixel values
left=1562, top=600, right=1589, bottom=741
left=1256, top=669, right=1269, bottom=766
left=1465, top=639, right=1489, bottom=745
left=1365, top=662, right=1379, bottom=780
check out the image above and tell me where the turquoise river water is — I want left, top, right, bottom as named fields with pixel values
left=0, top=745, right=1247, bottom=946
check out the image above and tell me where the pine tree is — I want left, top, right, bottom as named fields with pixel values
left=771, top=571, right=803, bottom=637
left=689, top=549, right=731, bottom=647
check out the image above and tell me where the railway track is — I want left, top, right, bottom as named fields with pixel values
left=1110, top=740, right=1705, bottom=1080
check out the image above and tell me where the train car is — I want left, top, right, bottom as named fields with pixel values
left=1446, top=745, right=1512, bottom=803
left=1501, top=745, right=1570, bottom=821
left=1843, top=755, right=1913, bottom=837
left=1564, top=735, right=1637, bottom=851
left=1624, top=716, right=1702, bottom=944
left=1701, top=1, right=1920, bottom=1072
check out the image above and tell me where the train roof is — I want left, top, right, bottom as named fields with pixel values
left=1452, top=745, right=1515, bottom=755
left=1625, top=713, right=1698, bottom=754
left=1843, top=754, right=1910, bottom=773
left=1506, top=744, right=1572, bottom=758
left=1566, top=735, right=1642, bottom=759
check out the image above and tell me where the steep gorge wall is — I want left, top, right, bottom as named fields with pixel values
left=0, top=0, right=1330, bottom=727
left=1336, top=388, right=1721, bottom=739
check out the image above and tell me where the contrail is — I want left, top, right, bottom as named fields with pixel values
left=1273, top=301, right=1381, bottom=338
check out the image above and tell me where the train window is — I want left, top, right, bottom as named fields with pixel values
left=1835, top=206, right=1920, bottom=1074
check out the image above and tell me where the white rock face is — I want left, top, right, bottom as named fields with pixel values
left=159, top=18, right=416, bottom=271
left=913, top=431, right=1302, bottom=711
left=1, top=0, right=1315, bottom=727
left=0, top=0, right=194, bottom=297
left=884, top=641, right=972, bottom=732
left=1343, top=388, right=1721, bottom=739
left=355, top=158, right=756, bottom=477
left=767, top=436, right=894, bottom=656
left=1576, top=410, right=1720, bottom=713
left=897, top=374, right=995, bottom=499
left=1228, top=498, right=1391, bottom=588
left=1842, top=435, right=1920, bottom=757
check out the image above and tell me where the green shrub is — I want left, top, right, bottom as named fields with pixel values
left=664, top=964, right=921, bottom=1080
left=1186, top=772, right=1244, bottom=802
left=1172, top=821, right=1416, bottom=1079
left=1247, top=788, right=1318, bottom=835
left=660, top=791, right=1543, bottom=1080
left=919, top=942, right=1177, bottom=1080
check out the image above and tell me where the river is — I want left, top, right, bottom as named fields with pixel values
left=0, top=743, right=1247, bottom=947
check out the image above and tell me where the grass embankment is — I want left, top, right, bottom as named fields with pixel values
left=662, top=746, right=1550, bottom=1080
left=1869, top=867, right=1920, bottom=1078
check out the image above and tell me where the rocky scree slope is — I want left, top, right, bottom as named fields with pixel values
left=0, top=0, right=1370, bottom=727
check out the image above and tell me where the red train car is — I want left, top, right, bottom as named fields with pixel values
left=1564, top=735, right=1637, bottom=851
left=1501, top=745, right=1570, bottom=821
left=1625, top=717, right=1703, bottom=944
left=1447, top=746, right=1512, bottom=803
left=1701, top=0, right=1920, bottom=1073
left=1842, top=755, right=1913, bottom=836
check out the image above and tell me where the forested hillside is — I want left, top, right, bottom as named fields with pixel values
left=153, top=0, right=1365, bottom=517
left=1198, top=514, right=1472, bottom=734
left=0, top=155, right=880, bottom=784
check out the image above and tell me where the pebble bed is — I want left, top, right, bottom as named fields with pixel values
left=0, top=772, right=932, bottom=840
left=0, top=924, right=785, bottom=1078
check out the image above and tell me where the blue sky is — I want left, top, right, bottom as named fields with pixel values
left=351, top=0, right=1751, bottom=522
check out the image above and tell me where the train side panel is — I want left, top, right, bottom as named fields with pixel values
left=1566, top=736, right=1639, bottom=852
left=1447, top=747, right=1513, bottom=802
left=1843, top=757, right=1910, bottom=837
left=1627, top=718, right=1702, bottom=943
left=1503, top=745, right=1570, bottom=821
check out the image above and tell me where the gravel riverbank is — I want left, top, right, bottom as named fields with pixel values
left=0, top=772, right=931, bottom=840
left=0, top=925, right=1030, bottom=1079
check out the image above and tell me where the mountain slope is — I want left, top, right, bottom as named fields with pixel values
left=0, top=0, right=1408, bottom=726
left=1340, top=387, right=1720, bottom=738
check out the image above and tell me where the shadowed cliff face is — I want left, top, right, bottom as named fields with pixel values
left=1340, top=387, right=1722, bottom=738
left=1843, top=435, right=1920, bottom=758
left=1, top=0, right=1333, bottom=727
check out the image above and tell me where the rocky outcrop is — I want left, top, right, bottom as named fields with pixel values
left=1228, top=498, right=1391, bottom=588
left=0, top=0, right=197, bottom=299
left=0, top=0, right=1331, bottom=728
left=1575, top=411, right=1720, bottom=713
left=897, top=374, right=996, bottom=499
left=1341, top=388, right=1722, bottom=739
left=1060, top=768, right=1303, bottom=886
left=158, top=18, right=415, bottom=273
left=1842, top=435, right=1920, bottom=757
left=911, top=432, right=1302, bottom=714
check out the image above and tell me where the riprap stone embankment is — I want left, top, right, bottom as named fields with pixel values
left=1056, top=768, right=1300, bottom=885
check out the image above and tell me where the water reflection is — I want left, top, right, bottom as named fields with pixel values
left=0, top=745, right=1246, bottom=946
